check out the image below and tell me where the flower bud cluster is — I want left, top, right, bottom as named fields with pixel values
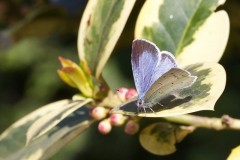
left=117, top=87, right=138, bottom=101
left=90, top=88, right=139, bottom=135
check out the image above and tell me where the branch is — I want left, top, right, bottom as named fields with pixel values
left=162, top=114, right=240, bottom=130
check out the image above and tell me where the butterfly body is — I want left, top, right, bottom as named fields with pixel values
left=136, top=98, right=155, bottom=109
left=131, top=39, right=197, bottom=113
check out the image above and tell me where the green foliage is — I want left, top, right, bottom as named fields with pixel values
left=139, top=122, right=195, bottom=155
left=0, top=100, right=94, bottom=160
left=0, top=100, right=70, bottom=158
left=78, top=0, right=136, bottom=79
left=135, top=0, right=226, bottom=55
left=0, top=0, right=233, bottom=159
left=26, top=99, right=92, bottom=145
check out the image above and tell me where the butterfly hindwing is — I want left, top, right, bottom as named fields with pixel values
left=144, top=68, right=197, bottom=105
left=150, top=51, right=177, bottom=87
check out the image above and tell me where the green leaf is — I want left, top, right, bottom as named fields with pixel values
left=227, top=145, right=240, bottom=160
left=111, top=63, right=226, bottom=117
left=78, top=0, right=136, bottom=79
left=135, top=0, right=229, bottom=65
left=177, top=10, right=229, bottom=66
left=4, top=107, right=95, bottom=160
left=26, top=98, right=92, bottom=145
left=139, top=122, right=195, bottom=155
left=0, top=99, right=70, bottom=158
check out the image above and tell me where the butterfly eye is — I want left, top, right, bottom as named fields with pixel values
left=136, top=99, right=144, bottom=106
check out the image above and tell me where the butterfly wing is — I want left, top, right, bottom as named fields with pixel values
left=144, top=68, right=197, bottom=105
left=131, top=39, right=177, bottom=99
left=150, top=51, right=177, bottom=87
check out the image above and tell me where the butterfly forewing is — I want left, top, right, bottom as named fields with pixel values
left=131, top=39, right=177, bottom=99
left=144, top=68, right=197, bottom=104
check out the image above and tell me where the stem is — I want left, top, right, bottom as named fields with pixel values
left=162, top=114, right=240, bottom=131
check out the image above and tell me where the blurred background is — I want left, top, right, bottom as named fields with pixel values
left=0, top=0, right=239, bottom=160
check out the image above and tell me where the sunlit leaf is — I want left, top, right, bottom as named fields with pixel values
left=59, top=67, right=94, bottom=97
left=111, top=63, right=226, bottom=117
left=227, top=145, right=240, bottom=160
left=0, top=99, right=70, bottom=158
left=177, top=10, right=229, bottom=66
left=57, top=69, right=77, bottom=88
left=26, top=98, right=92, bottom=145
left=78, top=0, right=136, bottom=79
left=139, top=122, right=195, bottom=155
left=58, top=57, right=95, bottom=97
left=4, top=107, right=94, bottom=160
left=135, top=0, right=228, bottom=64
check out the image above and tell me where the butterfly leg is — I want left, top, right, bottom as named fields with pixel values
left=137, top=107, right=145, bottom=114
left=157, top=102, right=164, bottom=107
left=144, top=105, right=155, bottom=115
left=138, top=106, right=155, bottom=116
left=148, top=106, right=155, bottom=113
left=138, top=106, right=147, bottom=116
left=137, top=107, right=142, bottom=113
left=143, top=107, right=147, bottom=116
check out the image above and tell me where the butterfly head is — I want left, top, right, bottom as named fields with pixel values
left=136, top=98, right=145, bottom=108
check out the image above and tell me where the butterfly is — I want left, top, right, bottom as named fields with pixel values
left=130, top=39, right=197, bottom=113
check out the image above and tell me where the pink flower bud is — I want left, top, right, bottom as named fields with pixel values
left=124, top=120, right=139, bottom=135
left=98, top=119, right=112, bottom=134
left=110, top=114, right=126, bottom=126
left=125, top=88, right=138, bottom=100
left=117, top=87, right=128, bottom=101
left=90, top=106, right=107, bottom=120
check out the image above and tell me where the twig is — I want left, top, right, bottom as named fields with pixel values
left=162, top=114, right=240, bottom=130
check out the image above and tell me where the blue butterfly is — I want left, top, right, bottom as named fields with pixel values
left=130, top=39, right=197, bottom=113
